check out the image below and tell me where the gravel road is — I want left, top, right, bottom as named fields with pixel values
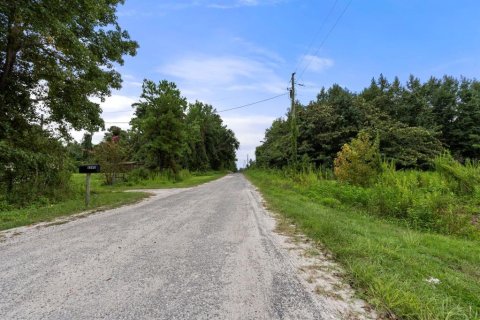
left=0, top=174, right=335, bottom=319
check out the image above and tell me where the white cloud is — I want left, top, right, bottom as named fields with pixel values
left=299, top=55, right=334, bottom=73
left=72, top=94, right=137, bottom=144
left=149, top=0, right=285, bottom=12
left=159, top=55, right=286, bottom=97
left=208, top=0, right=285, bottom=9
left=231, top=37, right=285, bottom=65
left=222, top=115, right=276, bottom=167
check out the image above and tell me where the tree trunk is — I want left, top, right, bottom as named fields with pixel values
left=0, top=6, right=21, bottom=91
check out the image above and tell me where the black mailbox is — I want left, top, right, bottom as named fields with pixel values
left=79, top=164, right=101, bottom=174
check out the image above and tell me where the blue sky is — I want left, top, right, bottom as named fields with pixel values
left=83, top=0, right=480, bottom=168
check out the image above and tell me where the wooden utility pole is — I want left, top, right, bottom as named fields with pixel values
left=290, top=72, right=298, bottom=164
left=85, top=173, right=91, bottom=207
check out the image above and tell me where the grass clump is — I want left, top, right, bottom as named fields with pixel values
left=245, top=169, right=480, bottom=319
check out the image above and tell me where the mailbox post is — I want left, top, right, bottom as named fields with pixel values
left=79, top=165, right=101, bottom=207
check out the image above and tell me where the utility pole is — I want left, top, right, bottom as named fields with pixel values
left=290, top=72, right=298, bottom=165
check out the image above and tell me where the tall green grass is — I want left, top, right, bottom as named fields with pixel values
left=246, top=169, right=480, bottom=319
left=264, top=155, right=480, bottom=239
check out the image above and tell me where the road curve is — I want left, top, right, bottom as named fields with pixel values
left=0, top=174, right=328, bottom=319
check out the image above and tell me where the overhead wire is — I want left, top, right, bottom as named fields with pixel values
left=101, top=92, right=289, bottom=124
left=292, top=0, right=340, bottom=75
left=297, top=0, right=353, bottom=81
left=105, top=2, right=352, bottom=122
left=216, top=92, right=289, bottom=113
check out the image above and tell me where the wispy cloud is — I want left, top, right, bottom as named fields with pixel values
left=208, top=0, right=286, bottom=9
left=298, top=55, right=334, bottom=73
left=159, top=55, right=286, bottom=96
left=120, top=1, right=284, bottom=17
left=232, top=37, right=285, bottom=65
left=157, top=50, right=287, bottom=168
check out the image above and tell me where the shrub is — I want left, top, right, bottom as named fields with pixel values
left=127, top=167, right=150, bottom=182
left=434, top=153, right=480, bottom=195
left=334, top=131, right=382, bottom=187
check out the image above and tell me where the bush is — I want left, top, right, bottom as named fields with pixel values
left=0, top=138, right=73, bottom=208
left=334, top=131, right=382, bottom=187
left=434, top=153, right=480, bottom=195
left=369, top=163, right=477, bottom=237
left=127, top=167, right=150, bottom=182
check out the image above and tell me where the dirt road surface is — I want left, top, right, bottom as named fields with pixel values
left=0, top=174, right=371, bottom=319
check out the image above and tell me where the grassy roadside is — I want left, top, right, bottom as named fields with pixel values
left=0, top=191, right=148, bottom=231
left=70, top=171, right=227, bottom=191
left=245, top=169, right=480, bottom=320
left=0, top=171, right=226, bottom=232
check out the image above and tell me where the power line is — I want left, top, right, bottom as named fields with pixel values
left=298, top=0, right=353, bottom=80
left=103, top=110, right=133, bottom=114
left=292, top=0, right=340, bottom=75
left=102, top=92, right=289, bottom=124
left=216, top=92, right=288, bottom=113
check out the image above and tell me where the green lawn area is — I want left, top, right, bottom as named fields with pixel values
left=0, top=191, right=148, bottom=231
left=0, top=171, right=226, bottom=232
left=70, top=171, right=226, bottom=191
left=245, top=169, right=480, bottom=320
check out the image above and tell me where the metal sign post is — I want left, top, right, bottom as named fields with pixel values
left=79, top=165, right=101, bottom=207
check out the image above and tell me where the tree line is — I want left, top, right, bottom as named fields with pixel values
left=69, top=80, right=239, bottom=179
left=0, top=1, right=238, bottom=207
left=256, top=75, right=480, bottom=169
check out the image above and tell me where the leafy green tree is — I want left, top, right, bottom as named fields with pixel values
left=81, top=133, right=94, bottom=162
left=0, top=125, right=71, bottom=205
left=0, top=0, right=137, bottom=204
left=257, top=75, right=474, bottom=170
left=130, top=80, right=188, bottom=174
left=0, top=0, right=138, bottom=138
left=255, top=118, right=291, bottom=168
left=334, top=131, right=382, bottom=187
left=380, top=125, right=443, bottom=169
left=94, top=140, right=126, bottom=185
left=66, top=140, right=83, bottom=165
left=449, top=78, right=480, bottom=160
left=184, top=101, right=239, bottom=171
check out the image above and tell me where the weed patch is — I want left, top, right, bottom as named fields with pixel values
left=246, top=169, right=480, bottom=319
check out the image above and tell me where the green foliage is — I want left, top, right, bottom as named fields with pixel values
left=94, top=140, right=126, bottom=185
left=131, top=80, right=188, bottom=174
left=334, top=131, right=382, bottom=187
left=434, top=153, right=480, bottom=195
left=254, top=158, right=479, bottom=238
left=256, top=75, right=480, bottom=169
left=0, top=127, right=72, bottom=206
left=246, top=169, right=480, bottom=320
left=0, top=0, right=137, bottom=207
left=380, top=125, right=443, bottom=169
left=255, top=118, right=291, bottom=168
left=0, top=0, right=138, bottom=138
left=130, top=81, right=239, bottom=175
left=185, top=101, right=239, bottom=171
